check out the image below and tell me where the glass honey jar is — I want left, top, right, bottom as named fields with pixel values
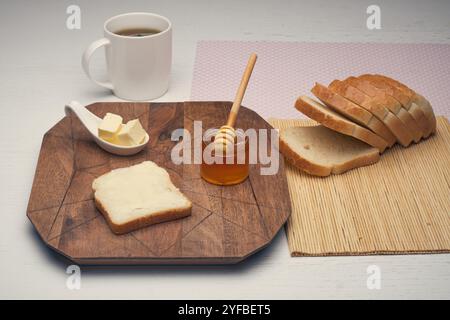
left=200, top=130, right=249, bottom=186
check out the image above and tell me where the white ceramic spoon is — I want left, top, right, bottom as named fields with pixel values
left=64, top=101, right=149, bottom=156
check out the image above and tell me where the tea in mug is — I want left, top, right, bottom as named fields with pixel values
left=115, top=28, right=161, bottom=37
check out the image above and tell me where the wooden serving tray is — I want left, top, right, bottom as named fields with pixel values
left=27, top=101, right=291, bottom=264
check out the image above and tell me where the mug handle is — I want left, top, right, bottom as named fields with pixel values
left=82, top=38, right=113, bottom=90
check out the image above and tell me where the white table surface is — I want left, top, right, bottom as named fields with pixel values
left=0, top=0, right=449, bottom=299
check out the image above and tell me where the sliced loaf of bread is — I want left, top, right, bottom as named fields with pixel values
left=280, top=125, right=380, bottom=176
left=311, top=83, right=396, bottom=147
left=373, top=74, right=436, bottom=137
left=358, top=74, right=428, bottom=141
left=92, top=161, right=192, bottom=234
left=328, top=80, right=414, bottom=147
left=295, top=96, right=388, bottom=152
left=283, top=74, right=436, bottom=177
left=344, top=76, right=423, bottom=143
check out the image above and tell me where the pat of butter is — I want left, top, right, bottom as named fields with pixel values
left=98, top=113, right=123, bottom=143
left=117, top=119, right=146, bottom=146
left=98, top=113, right=146, bottom=146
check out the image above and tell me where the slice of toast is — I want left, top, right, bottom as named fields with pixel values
left=358, top=74, right=428, bottom=142
left=344, top=77, right=423, bottom=143
left=295, top=96, right=388, bottom=152
left=92, top=161, right=192, bottom=234
left=373, top=74, right=436, bottom=137
left=280, top=125, right=380, bottom=176
left=329, top=80, right=414, bottom=147
left=311, top=83, right=396, bottom=147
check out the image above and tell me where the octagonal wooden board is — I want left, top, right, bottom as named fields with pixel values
left=27, top=101, right=291, bottom=264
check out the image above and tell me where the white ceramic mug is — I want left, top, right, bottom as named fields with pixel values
left=82, top=12, right=172, bottom=101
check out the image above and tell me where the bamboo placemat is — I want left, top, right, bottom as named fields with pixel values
left=269, top=117, right=450, bottom=256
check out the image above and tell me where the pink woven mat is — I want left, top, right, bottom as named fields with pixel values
left=191, top=41, right=450, bottom=119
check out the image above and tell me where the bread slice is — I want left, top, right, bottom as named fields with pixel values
left=344, top=77, right=423, bottom=143
left=373, top=74, right=436, bottom=137
left=358, top=74, right=428, bottom=142
left=295, top=96, right=388, bottom=152
left=311, top=83, right=396, bottom=147
left=280, top=125, right=380, bottom=176
left=329, top=80, right=414, bottom=147
left=92, top=161, right=192, bottom=234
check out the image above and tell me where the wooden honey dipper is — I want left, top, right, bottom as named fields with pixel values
left=214, top=53, right=258, bottom=154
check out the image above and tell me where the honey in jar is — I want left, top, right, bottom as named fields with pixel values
left=200, top=130, right=249, bottom=186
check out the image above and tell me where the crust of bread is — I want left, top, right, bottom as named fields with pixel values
left=374, top=74, right=436, bottom=137
left=359, top=74, right=428, bottom=141
left=414, top=93, right=437, bottom=137
left=279, top=130, right=380, bottom=177
left=347, top=76, right=423, bottom=142
left=370, top=74, right=432, bottom=137
left=95, top=197, right=192, bottom=235
left=330, top=80, right=414, bottom=147
left=295, top=96, right=388, bottom=152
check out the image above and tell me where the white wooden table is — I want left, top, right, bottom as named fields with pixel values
left=0, top=0, right=449, bottom=299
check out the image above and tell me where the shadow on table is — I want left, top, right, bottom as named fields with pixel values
left=27, top=223, right=288, bottom=276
